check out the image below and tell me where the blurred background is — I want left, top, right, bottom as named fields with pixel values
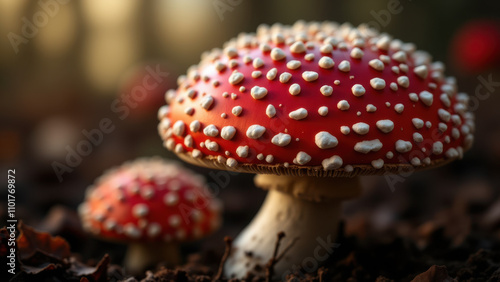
left=1, top=0, right=500, bottom=276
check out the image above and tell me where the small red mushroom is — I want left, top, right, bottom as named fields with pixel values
left=118, top=62, right=175, bottom=120
left=78, top=157, right=222, bottom=274
left=158, top=21, right=475, bottom=278
left=450, top=19, right=500, bottom=74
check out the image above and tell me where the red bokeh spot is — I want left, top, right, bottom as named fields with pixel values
left=451, top=19, right=500, bottom=73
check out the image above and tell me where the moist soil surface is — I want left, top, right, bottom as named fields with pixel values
left=3, top=163, right=500, bottom=281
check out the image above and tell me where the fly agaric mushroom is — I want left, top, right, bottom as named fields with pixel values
left=450, top=19, right=500, bottom=74
left=78, top=157, right=222, bottom=274
left=157, top=21, right=475, bottom=278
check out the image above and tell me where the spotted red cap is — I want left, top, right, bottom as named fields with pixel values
left=79, top=157, right=222, bottom=242
left=158, top=21, right=475, bottom=177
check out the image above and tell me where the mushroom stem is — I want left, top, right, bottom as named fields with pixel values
left=224, top=174, right=361, bottom=280
left=124, top=242, right=180, bottom=275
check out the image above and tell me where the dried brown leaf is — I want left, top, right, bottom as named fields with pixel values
left=69, top=254, right=110, bottom=282
left=17, top=221, right=71, bottom=261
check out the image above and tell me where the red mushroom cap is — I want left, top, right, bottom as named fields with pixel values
left=450, top=19, right=500, bottom=74
left=158, top=21, right=475, bottom=177
left=118, top=62, right=175, bottom=120
left=79, top=157, right=222, bottom=243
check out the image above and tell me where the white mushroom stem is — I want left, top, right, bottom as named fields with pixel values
left=224, top=174, right=361, bottom=280
left=124, top=242, right=180, bottom=275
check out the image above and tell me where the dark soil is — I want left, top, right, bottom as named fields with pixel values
left=3, top=162, right=500, bottom=281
